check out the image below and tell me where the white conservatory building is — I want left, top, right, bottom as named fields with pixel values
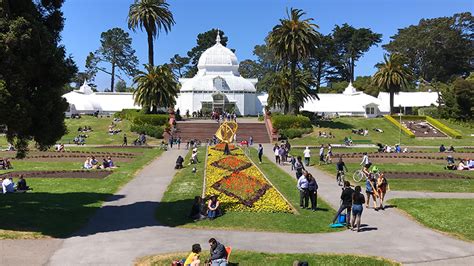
left=62, top=81, right=140, bottom=116
left=175, top=33, right=259, bottom=115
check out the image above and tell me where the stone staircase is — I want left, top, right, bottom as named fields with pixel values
left=165, top=121, right=271, bottom=143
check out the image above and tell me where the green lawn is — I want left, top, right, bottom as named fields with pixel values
left=389, top=198, right=474, bottom=241
left=59, top=116, right=162, bottom=145
left=315, top=162, right=474, bottom=192
left=0, top=161, right=79, bottom=172
left=0, top=147, right=162, bottom=239
left=290, top=117, right=474, bottom=147
left=156, top=147, right=339, bottom=233
left=136, top=251, right=399, bottom=266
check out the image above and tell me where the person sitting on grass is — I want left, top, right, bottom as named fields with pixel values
left=16, top=175, right=30, bottom=192
left=0, top=158, right=12, bottom=170
left=458, top=159, right=469, bottom=171
left=184, top=243, right=202, bottom=266
left=448, top=145, right=455, bottom=152
left=106, top=156, right=116, bottom=168
left=468, top=159, right=474, bottom=170
left=439, top=144, right=446, bottom=152
left=189, top=196, right=207, bottom=221
left=208, top=238, right=228, bottom=266
left=1, top=176, right=14, bottom=194
left=83, top=157, right=92, bottom=169
left=102, top=158, right=110, bottom=169
left=207, top=195, right=220, bottom=220
left=175, top=155, right=184, bottom=169
left=445, top=155, right=456, bottom=170
left=91, top=156, right=100, bottom=169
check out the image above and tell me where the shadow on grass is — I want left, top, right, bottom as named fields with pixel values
left=155, top=198, right=196, bottom=227
left=315, top=120, right=354, bottom=129
left=0, top=191, right=119, bottom=238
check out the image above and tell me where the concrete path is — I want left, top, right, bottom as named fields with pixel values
left=2, top=145, right=473, bottom=265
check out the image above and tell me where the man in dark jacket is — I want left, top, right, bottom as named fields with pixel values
left=208, top=238, right=227, bottom=265
left=332, top=181, right=354, bottom=227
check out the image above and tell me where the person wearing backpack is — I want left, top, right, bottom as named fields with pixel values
left=376, top=172, right=388, bottom=210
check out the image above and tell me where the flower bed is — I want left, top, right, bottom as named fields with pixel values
left=205, top=147, right=293, bottom=213
left=212, top=143, right=237, bottom=151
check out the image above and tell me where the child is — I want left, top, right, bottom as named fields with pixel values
left=183, top=244, right=201, bottom=266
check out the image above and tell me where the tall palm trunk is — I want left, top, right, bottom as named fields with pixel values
left=110, top=61, right=115, bottom=92
left=389, top=85, right=395, bottom=115
left=147, top=31, right=154, bottom=66
left=290, top=60, right=297, bottom=114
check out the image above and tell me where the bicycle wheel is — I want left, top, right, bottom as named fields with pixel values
left=353, top=170, right=363, bottom=182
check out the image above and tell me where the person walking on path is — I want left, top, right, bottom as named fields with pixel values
left=332, top=181, right=354, bottom=227
left=122, top=134, right=127, bottom=146
left=257, top=144, right=263, bottom=164
left=303, top=146, right=311, bottom=166
left=273, top=144, right=280, bottom=164
left=307, top=173, right=318, bottom=211
left=176, top=137, right=181, bottom=149
left=365, top=175, right=378, bottom=209
left=376, top=172, right=388, bottom=210
left=319, top=145, right=325, bottom=165
left=169, top=136, right=174, bottom=149
left=297, top=171, right=310, bottom=209
left=249, top=136, right=253, bottom=146
left=208, top=238, right=228, bottom=266
left=351, top=185, right=365, bottom=232
left=294, top=156, right=305, bottom=179
left=326, top=144, right=333, bottom=164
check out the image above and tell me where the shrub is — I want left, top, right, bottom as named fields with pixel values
left=114, top=109, right=142, bottom=120
left=130, top=124, right=164, bottom=139
left=418, top=107, right=439, bottom=118
left=426, top=116, right=462, bottom=139
left=271, top=115, right=312, bottom=130
left=279, top=128, right=313, bottom=139
left=133, top=114, right=169, bottom=126
left=384, top=115, right=415, bottom=138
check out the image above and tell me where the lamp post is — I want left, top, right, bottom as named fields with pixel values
left=399, top=104, right=402, bottom=146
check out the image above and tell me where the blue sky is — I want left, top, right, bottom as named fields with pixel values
left=61, top=0, right=473, bottom=90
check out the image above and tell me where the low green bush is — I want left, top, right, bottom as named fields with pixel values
left=384, top=115, right=416, bottom=138
left=271, top=114, right=312, bottom=130
left=280, top=128, right=313, bottom=139
left=130, top=124, right=164, bottom=139
left=426, top=116, right=462, bottom=139
left=133, top=114, right=169, bottom=126
left=418, top=107, right=439, bottom=117
left=114, top=109, right=142, bottom=120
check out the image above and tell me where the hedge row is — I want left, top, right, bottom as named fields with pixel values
left=130, top=124, right=164, bottom=139
left=383, top=115, right=416, bottom=138
left=271, top=115, right=312, bottom=130
left=279, top=128, right=313, bottom=139
left=114, top=109, right=142, bottom=120
left=133, top=114, right=169, bottom=126
left=426, top=116, right=462, bottom=139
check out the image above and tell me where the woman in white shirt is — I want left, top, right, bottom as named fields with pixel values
left=303, top=147, right=311, bottom=166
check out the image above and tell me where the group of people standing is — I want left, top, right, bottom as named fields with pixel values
left=301, top=144, right=333, bottom=166
left=273, top=141, right=291, bottom=165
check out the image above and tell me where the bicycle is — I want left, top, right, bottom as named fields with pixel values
left=336, top=170, right=345, bottom=186
left=352, top=170, right=380, bottom=183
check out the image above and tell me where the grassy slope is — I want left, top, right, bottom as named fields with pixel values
left=136, top=251, right=399, bottom=266
left=59, top=116, right=161, bottom=145
left=156, top=147, right=339, bottom=233
left=316, top=162, right=474, bottom=193
left=290, top=117, right=474, bottom=147
left=389, top=198, right=474, bottom=241
left=0, top=148, right=162, bottom=239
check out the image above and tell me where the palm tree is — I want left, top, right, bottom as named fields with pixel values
left=128, top=0, right=175, bottom=66
left=268, top=69, right=317, bottom=114
left=133, top=64, right=180, bottom=113
left=268, top=8, right=319, bottom=114
left=373, top=53, right=412, bottom=114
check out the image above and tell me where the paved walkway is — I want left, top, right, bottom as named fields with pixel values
left=2, top=145, right=474, bottom=265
